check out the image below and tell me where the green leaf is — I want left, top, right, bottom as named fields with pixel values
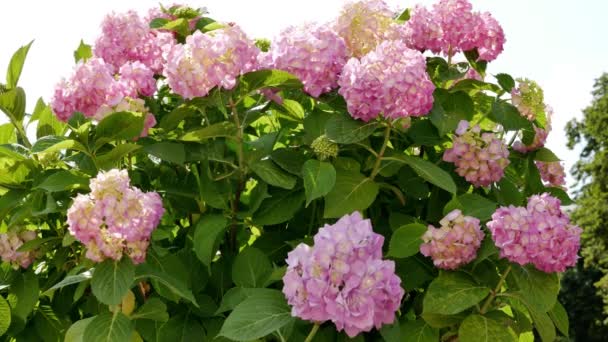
left=97, top=143, right=141, bottom=170
left=544, top=187, right=573, bottom=205
left=157, top=314, right=205, bottom=341
left=444, top=193, right=497, bottom=221
left=270, top=148, right=307, bottom=175
left=323, top=170, right=379, bottom=218
left=458, top=314, right=517, bottom=342
left=219, top=290, right=294, bottom=341
left=34, top=98, right=66, bottom=138
left=253, top=190, right=305, bottom=225
left=388, top=155, right=457, bottom=194
left=495, top=74, right=515, bottom=92
left=131, top=298, right=169, bottom=322
left=96, top=111, right=145, bottom=141
left=279, top=99, right=305, bottom=121
left=510, top=265, right=559, bottom=312
left=421, top=312, right=467, bottom=329
left=489, top=102, right=532, bottom=131
left=31, top=136, right=87, bottom=154
left=6, top=41, right=33, bottom=88
left=215, top=288, right=278, bottom=314
left=179, top=121, right=237, bottom=142
left=134, top=263, right=198, bottom=306
left=400, top=319, right=439, bottom=342
left=0, top=295, right=10, bottom=336
left=91, top=258, right=135, bottom=306
left=388, top=223, right=427, bottom=258
left=493, top=178, right=524, bottom=206
left=0, top=123, right=16, bottom=144
left=83, top=313, right=133, bottom=342
left=45, top=270, right=93, bottom=294
left=35, top=170, right=89, bottom=192
left=548, top=301, right=568, bottom=337
left=65, top=317, right=95, bottom=342
left=250, top=159, right=297, bottom=190
left=0, top=87, right=26, bottom=122
left=237, top=69, right=302, bottom=94
left=302, top=160, right=336, bottom=206
left=325, top=113, right=378, bottom=144
left=10, top=271, right=39, bottom=320
left=408, top=120, right=443, bottom=146
left=193, top=214, right=228, bottom=267
left=159, top=18, right=190, bottom=37
left=144, top=142, right=186, bottom=165
left=232, top=247, right=273, bottom=288
left=533, top=147, right=561, bottom=162
left=34, top=305, right=66, bottom=342
left=423, top=272, right=491, bottom=315
left=527, top=306, right=556, bottom=342
left=16, top=236, right=60, bottom=252
left=73, top=40, right=92, bottom=63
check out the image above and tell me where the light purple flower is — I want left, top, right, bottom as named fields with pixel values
left=0, top=230, right=37, bottom=269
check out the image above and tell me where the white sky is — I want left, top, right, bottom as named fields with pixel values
left=1, top=0, right=607, bottom=190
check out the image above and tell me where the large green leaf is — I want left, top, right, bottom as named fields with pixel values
left=388, top=223, right=428, bottom=258
left=302, top=160, right=336, bottom=206
left=253, top=190, right=304, bottom=226
left=10, top=271, right=39, bottom=321
left=91, top=258, right=135, bottom=305
left=34, top=98, right=66, bottom=138
left=489, top=101, right=532, bottom=131
left=157, top=313, right=205, bottom=342
left=533, top=147, right=561, bottom=162
left=443, top=193, right=497, bottom=221
left=65, top=317, right=95, bottom=342
left=34, top=305, right=66, bottom=342
left=323, top=170, right=379, bottom=218
left=45, top=270, right=93, bottom=294
left=458, top=314, right=517, bottom=342
left=232, top=247, right=273, bottom=288
left=97, top=143, right=142, bottom=170
left=143, top=142, right=186, bottom=165
left=96, top=111, right=145, bottom=141
left=6, top=41, right=33, bottom=89
left=423, top=272, right=490, bottom=315
left=250, top=159, right=297, bottom=190
left=219, top=290, right=294, bottom=341
left=73, top=40, right=92, bottom=62
left=134, top=263, right=198, bottom=306
left=0, top=87, right=26, bottom=122
left=325, top=113, right=378, bottom=144
left=31, top=136, right=87, bottom=154
left=237, top=69, right=302, bottom=94
left=400, top=319, right=439, bottom=342
left=548, top=301, right=569, bottom=337
left=83, top=313, right=133, bottom=342
left=193, top=215, right=228, bottom=267
left=387, top=155, right=457, bottom=194
left=0, top=123, right=16, bottom=144
left=179, top=121, right=237, bottom=142
left=34, top=170, right=89, bottom=192
left=215, top=288, right=278, bottom=314
left=131, top=298, right=169, bottom=322
left=407, top=120, right=442, bottom=146
left=0, top=295, right=10, bottom=336
left=509, top=265, right=559, bottom=312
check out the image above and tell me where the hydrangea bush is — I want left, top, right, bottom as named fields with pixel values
left=0, top=1, right=579, bottom=341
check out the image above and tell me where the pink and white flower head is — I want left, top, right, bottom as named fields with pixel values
left=432, top=0, right=480, bottom=55
left=163, top=26, right=260, bottom=99
left=94, top=10, right=176, bottom=73
left=67, top=169, right=164, bottom=264
left=443, top=120, right=510, bottom=187
left=265, top=23, right=348, bottom=97
left=536, top=161, right=566, bottom=188
left=511, top=78, right=545, bottom=121
left=338, top=40, right=435, bottom=121
left=420, top=209, right=484, bottom=269
left=487, top=193, right=581, bottom=273
left=0, top=230, right=37, bottom=269
left=514, top=105, right=553, bottom=153
left=282, top=212, right=404, bottom=337
left=402, top=5, right=443, bottom=53
left=474, top=12, right=505, bottom=62
left=333, top=0, right=400, bottom=58
left=118, top=61, right=157, bottom=97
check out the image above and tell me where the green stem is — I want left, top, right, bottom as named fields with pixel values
left=304, top=323, right=320, bottom=342
left=229, top=99, right=246, bottom=252
left=480, top=265, right=512, bottom=314
left=370, top=123, right=392, bottom=180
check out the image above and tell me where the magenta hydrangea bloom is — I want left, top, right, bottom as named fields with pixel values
left=333, top=0, right=400, bottom=57
left=0, top=230, right=37, bottom=269
left=432, top=0, right=480, bottom=54
left=265, top=23, right=347, bottom=97
left=67, top=169, right=164, bottom=264
left=163, top=26, right=260, bottom=99
left=443, top=120, right=510, bottom=187
left=94, top=10, right=176, bottom=73
left=402, top=5, right=443, bottom=53
left=487, top=193, right=581, bottom=273
left=338, top=40, right=435, bottom=121
left=536, top=161, right=566, bottom=188
left=282, top=212, right=404, bottom=337
left=514, top=105, right=553, bottom=153
left=118, top=61, right=157, bottom=97
left=475, top=12, right=505, bottom=62
left=420, top=209, right=484, bottom=270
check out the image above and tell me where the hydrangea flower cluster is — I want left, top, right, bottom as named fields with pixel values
left=264, top=24, right=348, bottom=97
left=163, top=26, right=260, bottom=99
left=282, top=212, right=404, bottom=337
left=67, top=169, right=164, bottom=264
left=443, top=120, right=510, bottom=187
left=333, top=0, right=400, bottom=57
left=404, top=0, right=505, bottom=61
left=338, top=40, right=435, bottom=121
left=420, top=209, right=484, bottom=269
left=487, top=193, right=581, bottom=273
left=511, top=78, right=545, bottom=121
left=0, top=230, right=37, bottom=269
left=94, top=10, right=175, bottom=73
left=514, top=105, right=553, bottom=153
left=536, top=161, right=566, bottom=188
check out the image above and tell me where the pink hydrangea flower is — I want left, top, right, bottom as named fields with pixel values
left=443, top=120, right=510, bottom=187
left=333, top=0, right=401, bottom=57
left=420, top=209, right=484, bottom=269
left=67, top=169, right=164, bottom=264
left=163, top=26, right=260, bottom=99
left=283, top=212, right=404, bottom=337
left=0, top=230, right=37, bottom=269
left=338, top=40, right=435, bottom=121
left=432, top=0, right=480, bottom=54
left=402, top=5, right=443, bottom=53
left=475, top=12, right=505, bottom=62
left=536, top=161, right=566, bottom=188
left=487, top=193, right=581, bottom=273
left=118, top=61, right=157, bottom=97
left=264, top=23, right=347, bottom=97
left=511, top=79, right=545, bottom=121
left=514, top=105, right=553, bottom=153
left=94, top=10, right=176, bottom=73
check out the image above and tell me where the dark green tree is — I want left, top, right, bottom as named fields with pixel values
left=563, top=73, right=608, bottom=339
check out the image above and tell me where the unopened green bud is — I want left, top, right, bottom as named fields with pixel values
left=311, top=135, right=339, bottom=161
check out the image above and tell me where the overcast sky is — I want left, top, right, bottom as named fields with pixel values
left=1, top=0, right=607, bottom=190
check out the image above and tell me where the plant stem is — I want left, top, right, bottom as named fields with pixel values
left=229, top=99, right=246, bottom=252
left=480, top=265, right=512, bottom=314
left=304, top=323, right=320, bottom=342
left=370, top=123, right=392, bottom=180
